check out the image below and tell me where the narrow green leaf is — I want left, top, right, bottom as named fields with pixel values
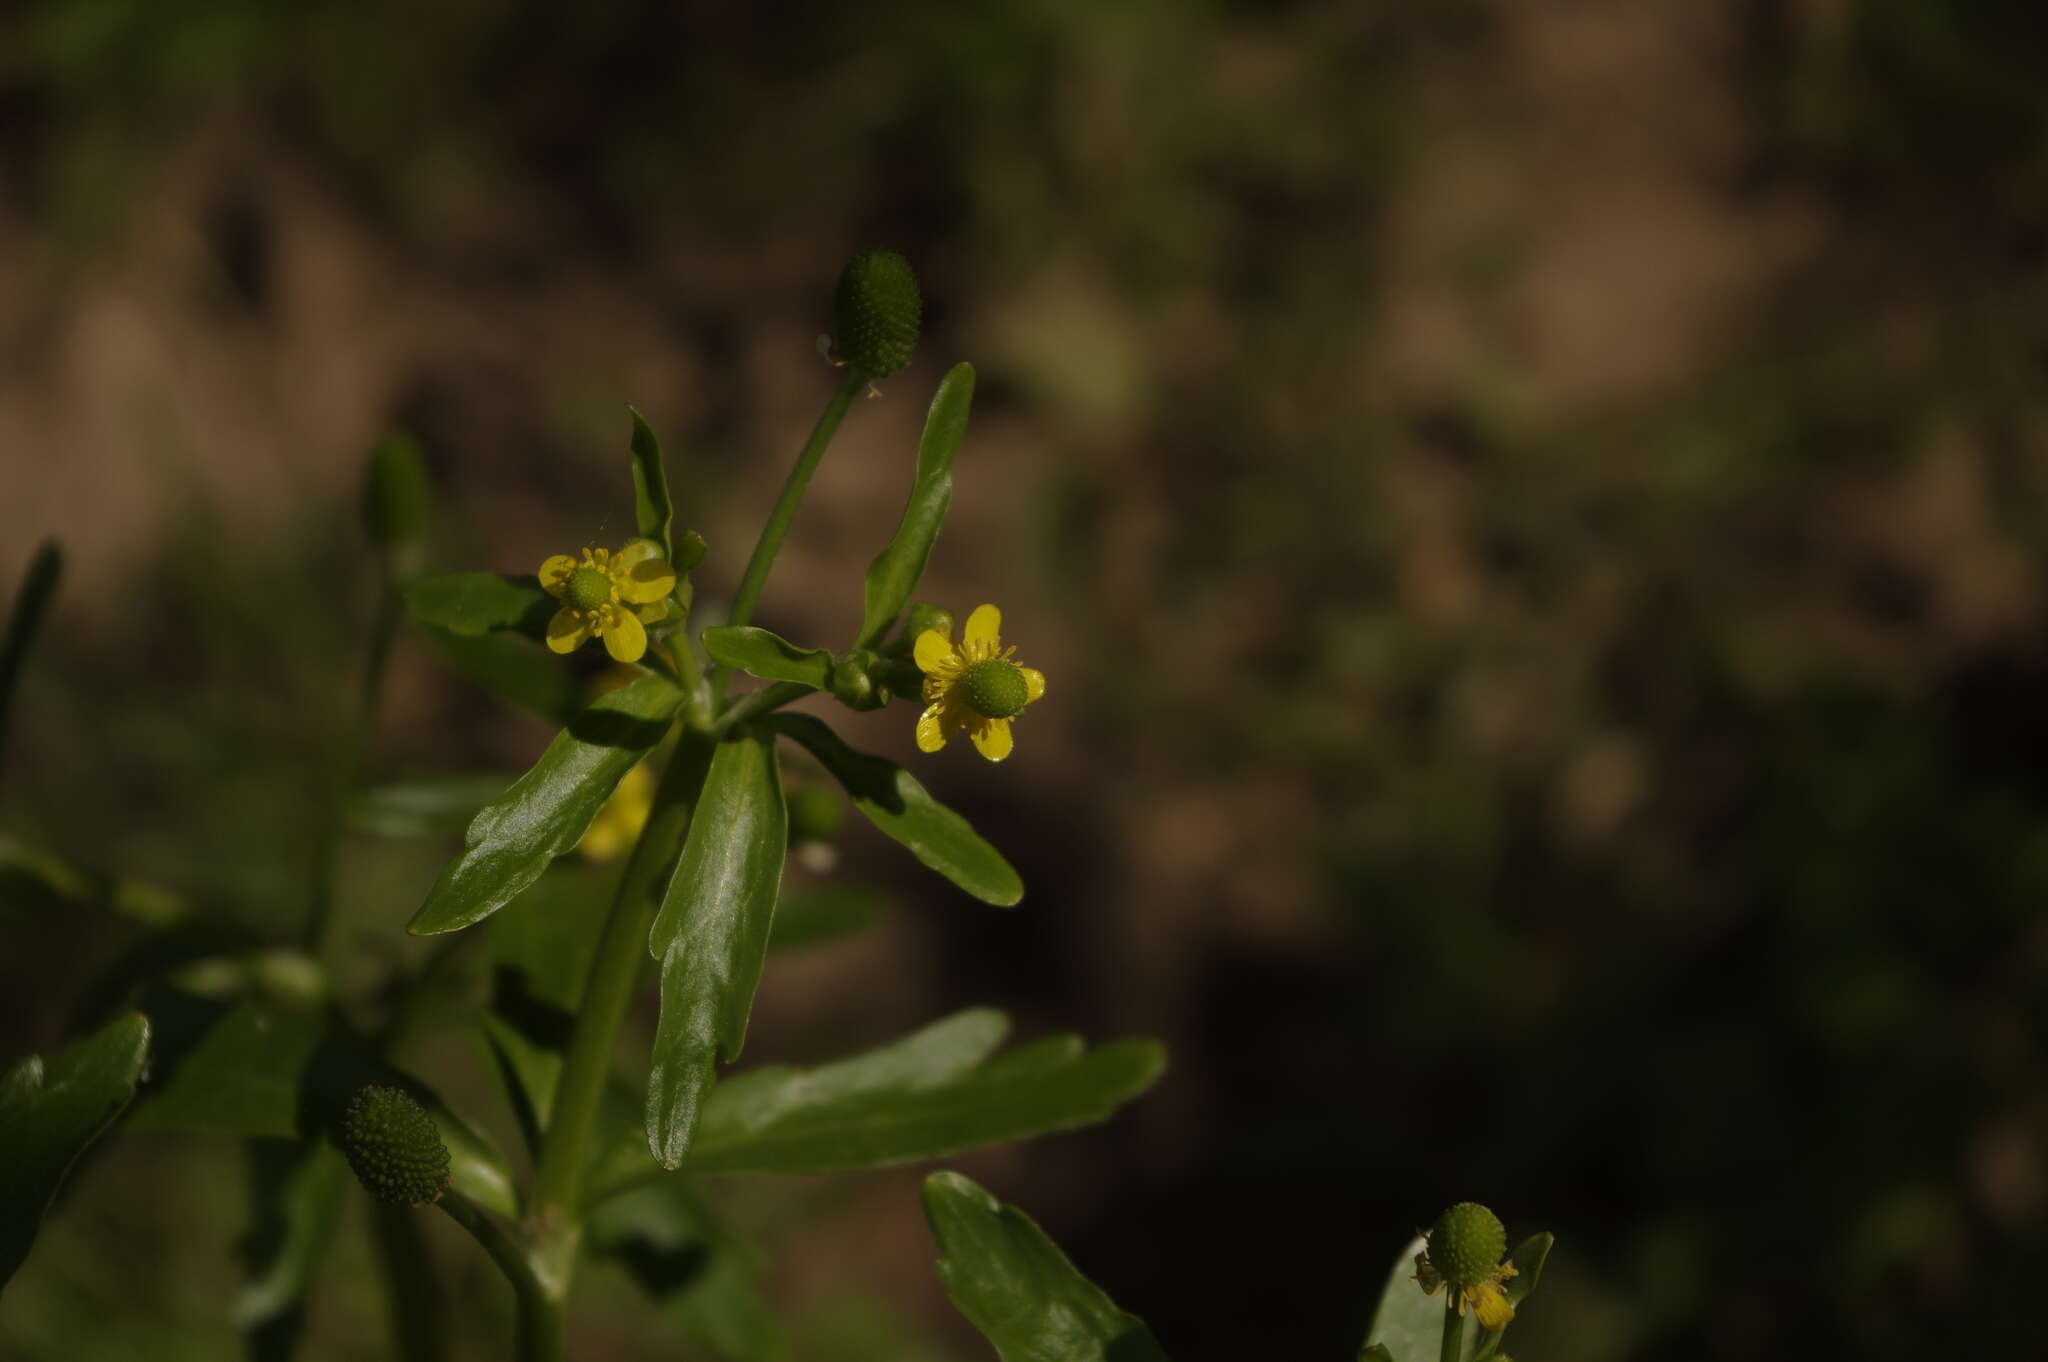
left=858, top=362, right=974, bottom=647
left=127, top=991, right=517, bottom=1218
left=0, top=540, right=62, bottom=775
left=1504, top=1232, right=1552, bottom=1308
left=646, top=728, right=788, bottom=1168
left=922, top=1170, right=1171, bottom=1362
left=768, top=884, right=885, bottom=953
left=0, top=1012, right=150, bottom=1293
left=701, top=626, right=833, bottom=689
left=421, top=625, right=582, bottom=723
left=628, top=406, right=676, bottom=559
left=767, top=713, right=1021, bottom=907
left=589, top=1181, right=782, bottom=1362
left=349, top=775, right=522, bottom=837
left=403, top=572, right=555, bottom=640
left=688, top=1015, right=1162, bottom=1177
left=409, top=673, right=683, bottom=935
left=236, top=1139, right=349, bottom=1360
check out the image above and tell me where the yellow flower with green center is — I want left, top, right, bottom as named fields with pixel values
left=912, top=603, right=1044, bottom=762
left=1413, top=1202, right=1519, bottom=1331
left=538, top=541, right=677, bottom=664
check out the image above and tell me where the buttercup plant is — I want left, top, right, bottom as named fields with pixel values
left=0, top=253, right=1551, bottom=1361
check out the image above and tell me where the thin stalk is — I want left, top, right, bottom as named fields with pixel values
left=1440, top=1297, right=1465, bottom=1362
left=438, top=1191, right=559, bottom=1362
left=714, top=680, right=812, bottom=733
left=712, top=370, right=866, bottom=700
left=530, top=728, right=716, bottom=1222
left=368, top=1203, right=448, bottom=1362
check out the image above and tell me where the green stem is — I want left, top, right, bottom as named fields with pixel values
left=438, top=1191, right=559, bottom=1362
left=1440, top=1297, right=1465, bottom=1362
left=714, top=680, right=813, bottom=733
left=368, top=1203, right=448, bottom=1362
left=712, top=370, right=866, bottom=700
left=531, top=728, right=716, bottom=1222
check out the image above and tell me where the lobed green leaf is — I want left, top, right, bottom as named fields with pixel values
left=408, top=673, right=683, bottom=935
left=858, top=362, right=974, bottom=648
left=922, top=1170, right=1171, bottom=1362
left=628, top=406, right=676, bottom=560
left=646, top=727, right=788, bottom=1168
left=701, top=626, right=833, bottom=690
left=0, top=1013, right=151, bottom=1293
left=403, top=572, right=555, bottom=640
left=768, top=713, right=1021, bottom=906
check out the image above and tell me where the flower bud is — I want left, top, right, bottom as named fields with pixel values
left=832, top=249, right=921, bottom=378
left=903, top=602, right=954, bottom=643
left=339, top=1085, right=451, bottom=1207
left=829, top=650, right=886, bottom=711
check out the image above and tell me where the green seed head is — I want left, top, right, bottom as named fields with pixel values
left=1427, top=1202, right=1507, bottom=1289
left=339, top=1086, right=451, bottom=1207
left=959, top=658, right=1030, bottom=720
left=565, top=566, right=613, bottom=613
left=833, top=249, right=921, bottom=378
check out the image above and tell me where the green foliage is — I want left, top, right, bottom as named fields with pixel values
left=0, top=540, right=62, bottom=775
left=0, top=1013, right=150, bottom=1292
left=685, top=1009, right=1165, bottom=1176
left=922, top=1171, right=1170, bottom=1362
left=768, top=713, right=1022, bottom=906
left=420, top=627, right=584, bottom=723
left=349, top=774, right=521, bottom=837
left=647, top=726, right=788, bottom=1168
left=403, top=571, right=556, bottom=641
left=409, top=672, right=684, bottom=934
left=235, top=1140, right=349, bottom=1362
left=858, top=362, right=974, bottom=647
left=627, top=406, right=677, bottom=561
left=362, top=434, right=432, bottom=580
left=588, top=1181, right=781, bottom=1362
left=702, top=626, right=835, bottom=690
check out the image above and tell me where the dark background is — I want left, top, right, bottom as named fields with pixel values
left=5, top=2, right=2048, bottom=1358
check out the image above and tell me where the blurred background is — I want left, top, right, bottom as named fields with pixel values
left=6, top=0, right=2048, bottom=1357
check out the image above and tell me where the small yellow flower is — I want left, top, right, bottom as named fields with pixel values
left=579, top=762, right=654, bottom=861
left=538, top=541, right=677, bottom=664
left=1412, top=1250, right=1518, bottom=1332
left=912, top=603, right=1045, bottom=763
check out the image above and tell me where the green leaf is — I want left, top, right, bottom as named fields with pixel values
left=589, top=1181, right=782, bottom=1362
left=1504, top=1232, right=1552, bottom=1308
left=646, top=727, right=787, bottom=1168
left=236, top=1139, right=349, bottom=1361
left=481, top=876, right=610, bottom=1152
left=421, top=625, right=583, bottom=723
left=127, top=991, right=517, bottom=1218
left=768, top=884, right=885, bottom=953
left=0, top=1013, right=150, bottom=1293
left=349, top=774, right=522, bottom=838
left=858, top=363, right=974, bottom=648
left=1358, top=1348, right=1395, bottom=1362
left=403, top=572, right=555, bottom=640
left=409, top=673, right=683, bottom=935
left=682, top=1010, right=1165, bottom=1177
left=628, top=406, right=676, bottom=559
left=767, top=713, right=1021, bottom=907
left=922, top=1170, right=1170, bottom=1362
left=0, top=540, right=61, bottom=774
left=701, top=627, right=833, bottom=690
left=1365, top=1236, right=1471, bottom=1362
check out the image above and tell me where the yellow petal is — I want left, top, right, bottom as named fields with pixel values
left=969, top=718, right=1013, bottom=762
left=915, top=703, right=949, bottom=752
left=615, top=542, right=677, bottom=604
left=635, top=597, right=671, bottom=624
left=1020, top=667, right=1046, bottom=703
left=914, top=628, right=959, bottom=675
left=614, top=539, right=660, bottom=569
left=539, top=554, right=578, bottom=597
left=601, top=608, right=648, bottom=663
left=547, top=606, right=593, bottom=654
left=964, top=603, right=1001, bottom=650
left=1470, top=1283, right=1514, bottom=1332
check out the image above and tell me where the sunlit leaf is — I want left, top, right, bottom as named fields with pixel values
left=922, top=1169, right=1170, bottom=1362
left=701, top=627, right=832, bottom=690
left=628, top=406, right=676, bottom=560
left=409, top=673, right=683, bottom=935
left=0, top=1013, right=151, bottom=1292
left=858, top=363, right=974, bottom=648
left=686, top=1011, right=1164, bottom=1177
left=768, top=713, right=1021, bottom=906
left=646, top=727, right=787, bottom=1168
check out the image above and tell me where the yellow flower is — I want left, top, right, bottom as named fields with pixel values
left=1413, top=1249, right=1518, bottom=1331
left=912, top=603, right=1045, bottom=762
left=538, top=541, right=676, bottom=664
left=578, top=762, right=654, bottom=861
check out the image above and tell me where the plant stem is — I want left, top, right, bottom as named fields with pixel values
left=438, top=1191, right=559, bottom=1362
left=368, top=1202, right=448, bottom=1362
left=531, top=728, right=716, bottom=1222
left=1440, top=1297, right=1465, bottom=1362
left=712, top=370, right=866, bottom=700
left=714, top=680, right=813, bottom=733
